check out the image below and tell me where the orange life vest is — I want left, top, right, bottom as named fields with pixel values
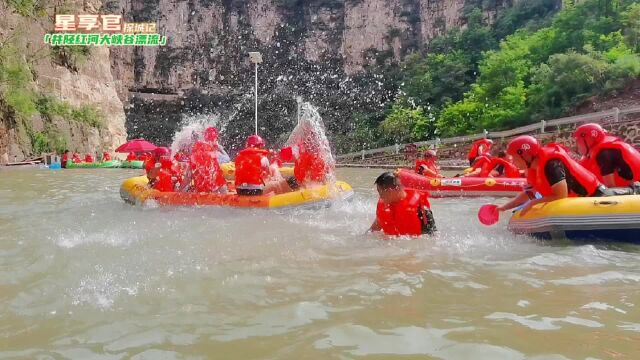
left=582, top=136, right=640, bottom=186
left=235, top=147, right=270, bottom=189
left=480, top=157, right=521, bottom=178
left=468, top=139, right=492, bottom=160
left=376, top=190, right=432, bottom=236
left=471, top=155, right=491, bottom=171
left=144, top=158, right=156, bottom=174
left=415, top=159, right=438, bottom=176
left=190, top=142, right=225, bottom=193
left=526, top=145, right=600, bottom=197
left=154, top=168, right=174, bottom=192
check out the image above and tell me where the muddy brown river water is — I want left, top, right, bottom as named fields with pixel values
left=1, top=167, right=639, bottom=359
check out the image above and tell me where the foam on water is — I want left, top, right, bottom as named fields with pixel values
left=1, top=167, right=640, bottom=358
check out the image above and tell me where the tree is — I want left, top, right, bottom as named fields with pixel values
left=622, top=3, right=640, bottom=52
left=379, top=104, right=428, bottom=144
left=528, top=51, right=610, bottom=119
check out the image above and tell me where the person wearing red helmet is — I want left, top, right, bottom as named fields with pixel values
left=415, top=150, right=442, bottom=178
left=102, top=152, right=111, bottom=161
left=154, top=157, right=176, bottom=192
left=496, top=135, right=608, bottom=214
left=234, top=135, right=271, bottom=195
left=479, top=150, right=521, bottom=178
left=189, top=141, right=226, bottom=193
left=84, top=153, right=95, bottom=163
left=203, top=126, right=231, bottom=164
left=368, top=172, right=437, bottom=236
left=146, top=147, right=170, bottom=186
left=574, top=123, right=640, bottom=188
left=468, top=138, right=493, bottom=166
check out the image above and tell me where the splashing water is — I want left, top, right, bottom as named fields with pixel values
left=170, top=113, right=231, bottom=164
left=170, top=114, right=218, bottom=155
left=286, top=102, right=336, bottom=183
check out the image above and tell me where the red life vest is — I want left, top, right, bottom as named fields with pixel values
left=61, top=153, right=69, bottom=167
left=154, top=168, right=174, bottom=192
left=468, top=139, right=492, bottom=160
left=294, top=152, right=329, bottom=184
left=190, top=142, right=226, bottom=193
left=480, top=157, right=521, bottom=178
left=526, top=145, right=600, bottom=197
left=376, top=190, right=432, bottom=236
left=72, top=153, right=81, bottom=163
left=415, top=159, right=438, bottom=176
left=144, top=158, right=156, bottom=174
left=235, top=147, right=270, bottom=189
left=126, top=152, right=136, bottom=161
left=102, top=152, right=111, bottom=161
left=583, top=136, right=640, bottom=186
left=84, top=154, right=94, bottom=163
left=471, top=155, right=491, bottom=171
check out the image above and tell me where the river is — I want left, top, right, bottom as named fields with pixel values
left=1, top=167, right=639, bottom=359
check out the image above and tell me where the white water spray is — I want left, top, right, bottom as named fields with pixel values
left=287, top=102, right=336, bottom=184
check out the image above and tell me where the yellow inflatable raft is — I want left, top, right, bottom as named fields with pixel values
left=120, top=176, right=353, bottom=209
left=509, top=195, right=640, bottom=242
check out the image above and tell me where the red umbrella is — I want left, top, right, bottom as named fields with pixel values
left=115, top=139, right=158, bottom=153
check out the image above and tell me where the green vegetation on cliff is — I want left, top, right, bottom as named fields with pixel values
left=369, top=0, right=640, bottom=148
left=1, top=38, right=102, bottom=154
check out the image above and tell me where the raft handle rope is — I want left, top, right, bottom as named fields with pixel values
left=593, top=200, right=619, bottom=206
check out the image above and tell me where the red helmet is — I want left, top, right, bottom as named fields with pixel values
left=154, top=146, right=170, bottom=157
left=507, top=135, right=540, bottom=158
left=425, top=149, right=437, bottom=158
left=574, top=123, right=605, bottom=144
left=246, top=135, right=265, bottom=148
left=204, top=127, right=219, bottom=142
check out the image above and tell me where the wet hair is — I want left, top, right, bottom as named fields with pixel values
left=374, top=172, right=401, bottom=190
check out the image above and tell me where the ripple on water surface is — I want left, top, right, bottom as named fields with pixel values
left=1, top=168, right=639, bottom=359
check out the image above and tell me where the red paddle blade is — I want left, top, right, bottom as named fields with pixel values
left=478, top=204, right=499, bottom=226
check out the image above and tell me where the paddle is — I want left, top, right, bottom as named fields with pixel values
left=478, top=204, right=499, bottom=226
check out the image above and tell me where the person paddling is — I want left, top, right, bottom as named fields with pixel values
left=369, top=172, right=436, bottom=236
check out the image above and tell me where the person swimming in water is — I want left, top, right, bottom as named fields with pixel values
left=369, top=172, right=436, bottom=237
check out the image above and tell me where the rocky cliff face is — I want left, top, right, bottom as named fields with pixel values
left=112, top=0, right=511, bottom=150
left=0, top=1, right=127, bottom=163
